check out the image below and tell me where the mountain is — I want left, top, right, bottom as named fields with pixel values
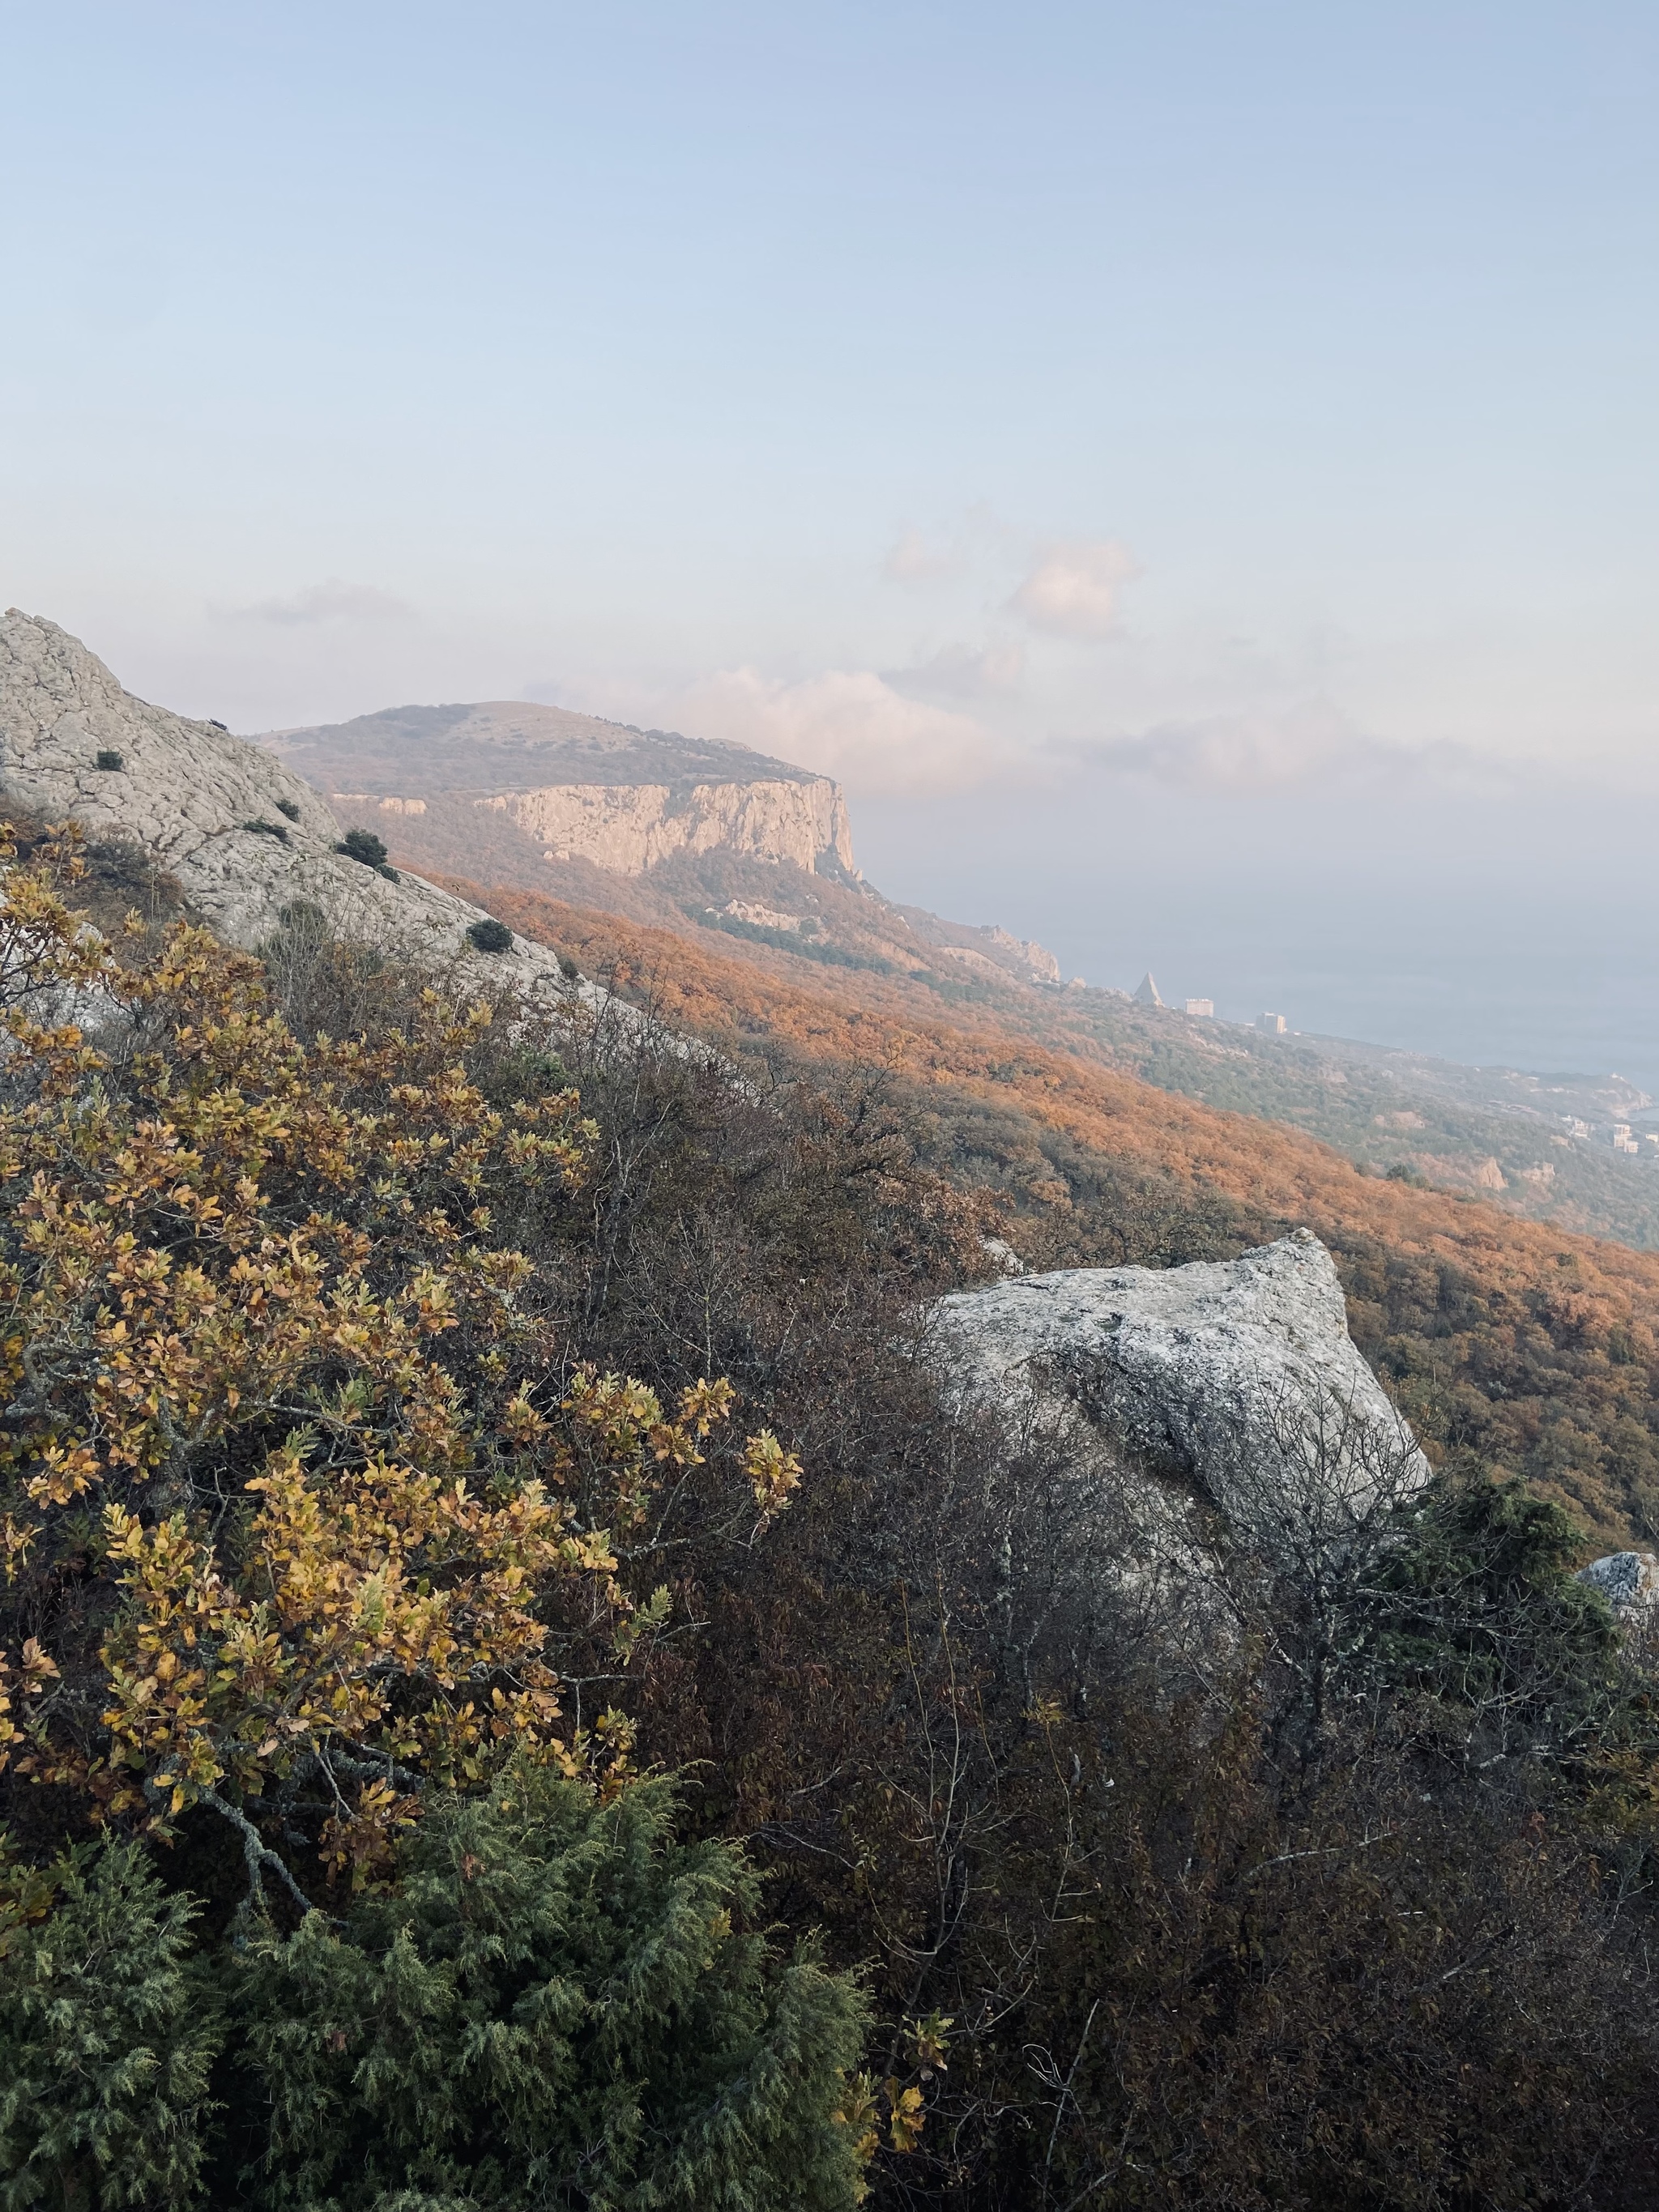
left=11, top=622, right=1657, bottom=2207
left=12, top=613, right=1656, bottom=1251
left=257, top=676, right=1659, bottom=1251
left=258, top=698, right=858, bottom=885
left=258, top=696, right=1069, bottom=996
left=9, top=612, right=1659, bottom=1548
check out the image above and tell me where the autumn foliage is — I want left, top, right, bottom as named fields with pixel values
left=9, top=825, right=1659, bottom=2209
left=0, top=829, right=795, bottom=1887
left=465, top=877, right=1659, bottom=1552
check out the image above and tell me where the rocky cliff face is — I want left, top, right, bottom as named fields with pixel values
left=263, top=697, right=858, bottom=882
left=478, top=774, right=855, bottom=878
left=0, top=612, right=594, bottom=1019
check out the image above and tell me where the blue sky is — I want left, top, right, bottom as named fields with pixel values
left=5, top=2, right=1658, bottom=1069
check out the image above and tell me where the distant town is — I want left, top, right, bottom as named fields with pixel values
left=1126, top=971, right=1659, bottom=1161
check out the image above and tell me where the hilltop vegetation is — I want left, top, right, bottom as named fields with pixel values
left=8, top=827, right=1659, bottom=2210
left=462, top=876, right=1659, bottom=1554
left=416, top=833, right=1659, bottom=1247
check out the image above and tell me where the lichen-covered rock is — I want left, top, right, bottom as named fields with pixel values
left=1576, top=1551, right=1659, bottom=1617
left=931, top=1229, right=1430, bottom=1536
left=0, top=610, right=595, bottom=1019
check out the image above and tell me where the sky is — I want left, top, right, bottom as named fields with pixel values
left=4, top=3, right=1658, bottom=1080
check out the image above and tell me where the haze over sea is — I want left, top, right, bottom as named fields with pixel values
left=859, top=765, right=1659, bottom=1099
left=5, top=5, right=1656, bottom=1098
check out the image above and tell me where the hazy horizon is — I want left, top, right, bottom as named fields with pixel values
left=6, top=2, right=1656, bottom=1089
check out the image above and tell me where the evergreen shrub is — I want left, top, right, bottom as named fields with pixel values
left=232, top=1769, right=869, bottom=2210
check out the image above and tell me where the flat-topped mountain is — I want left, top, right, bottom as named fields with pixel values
left=260, top=699, right=858, bottom=883
left=264, top=697, right=823, bottom=793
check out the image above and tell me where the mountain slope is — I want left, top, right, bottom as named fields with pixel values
left=8, top=612, right=1657, bottom=1549
left=265, top=683, right=1659, bottom=1248
left=450, top=872, right=1659, bottom=1553
left=0, top=611, right=592, bottom=1019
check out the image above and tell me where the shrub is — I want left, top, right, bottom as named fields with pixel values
left=275, top=798, right=300, bottom=822
left=0, top=825, right=798, bottom=1887
left=466, top=917, right=514, bottom=955
left=0, top=824, right=862, bottom=2208
left=336, top=826, right=390, bottom=868
left=232, top=1767, right=869, bottom=2210
left=0, top=1840, right=221, bottom=2211
left=95, top=749, right=124, bottom=771
left=557, top=952, right=579, bottom=981
left=242, top=818, right=290, bottom=843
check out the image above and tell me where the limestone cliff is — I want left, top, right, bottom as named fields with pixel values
left=478, top=774, right=855, bottom=878
left=263, top=697, right=858, bottom=881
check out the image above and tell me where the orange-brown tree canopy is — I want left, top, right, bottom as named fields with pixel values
left=0, top=827, right=796, bottom=1890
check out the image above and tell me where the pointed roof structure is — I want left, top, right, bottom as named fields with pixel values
left=1132, top=971, right=1164, bottom=1008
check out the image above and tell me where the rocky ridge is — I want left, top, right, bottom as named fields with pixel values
left=0, top=612, right=599, bottom=1021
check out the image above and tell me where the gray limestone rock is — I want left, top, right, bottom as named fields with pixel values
left=930, top=1229, right=1430, bottom=1546
left=0, top=609, right=601, bottom=1022
left=1576, top=1551, right=1659, bottom=1617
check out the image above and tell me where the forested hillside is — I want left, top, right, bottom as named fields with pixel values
left=7, top=826, right=1659, bottom=2211
left=461, top=876, right=1659, bottom=1554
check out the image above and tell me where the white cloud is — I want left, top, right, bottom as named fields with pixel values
left=1010, top=539, right=1137, bottom=638
left=881, top=526, right=958, bottom=582
left=885, top=640, right=1026, bottom=700
left=1066, top=699, right=1499, bottom=793
left=224, top=578, right=416, bottom=626
left=677, top=666, right=1001, bottom=795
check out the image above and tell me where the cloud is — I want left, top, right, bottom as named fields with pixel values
left=882, top=526, right=958, bottom=582
left=1064, top=699, right=1503, bottom=794
left=1010, top=539, right=1137, bottom=638
left=884, top=640, right=1026, bottom=700
left=676, top=666, right=1001, bottom=795
left=224, top=578, right=416, bottom=626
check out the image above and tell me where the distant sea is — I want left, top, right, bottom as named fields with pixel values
left=855, top=764, right=1659, bottom=1105
left=1144, top=951, right=1659, bottom=1106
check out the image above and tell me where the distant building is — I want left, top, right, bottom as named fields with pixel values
left=1132, top=972, right=1164, bottom=1008
left=1185, top=997, right=1214, bottom=1017
left=1613, top=1124, right=1640, bottom=1153
left=1258, top=1012, right=1286, bottom=1035
left=1563, top=1117, right=1590, bottom=1139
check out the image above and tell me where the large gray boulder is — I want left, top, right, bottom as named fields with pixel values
left=931, top=1229, right=1430, bottom=1546
left=0, top=609, right=598, bottom=1021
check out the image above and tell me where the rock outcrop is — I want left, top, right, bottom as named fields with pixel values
left=0, top=612, right=596, bottom=1019
left=1576, top=1550, right=1659, bottom=1617
left=262, top=697, right=858, bottom=882
left=931, top=1229, right=1430, bottom=1539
